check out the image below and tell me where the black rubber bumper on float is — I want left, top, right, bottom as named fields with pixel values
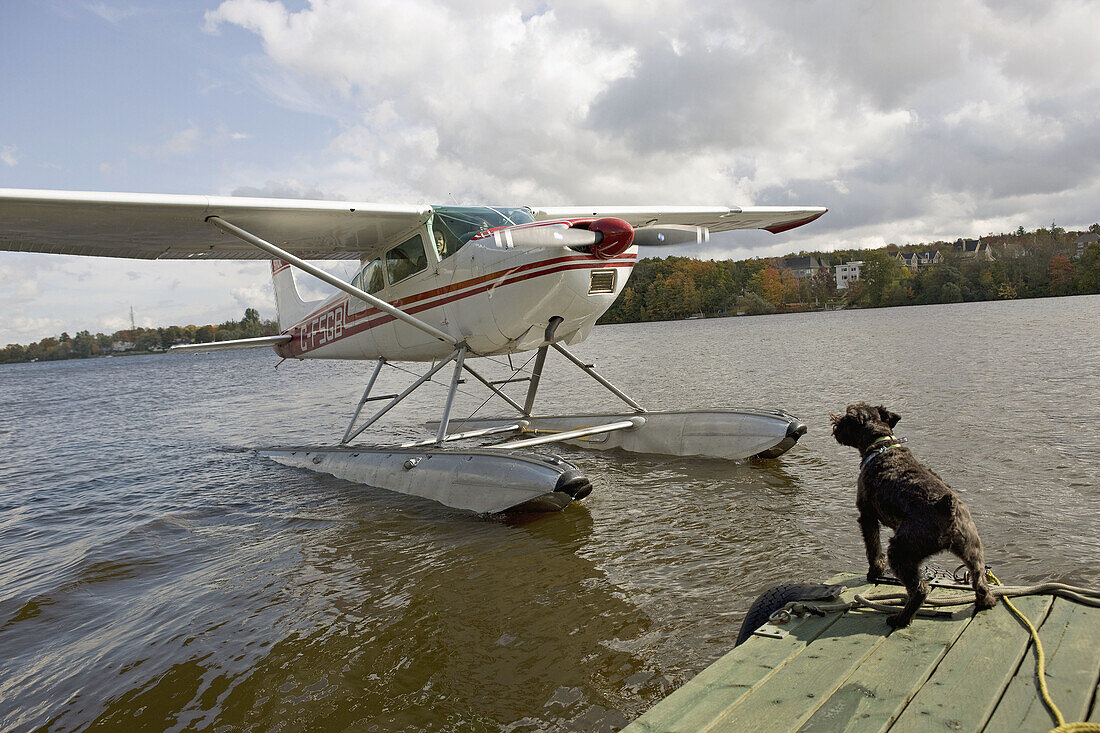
left=554, top=469, right=592, bottom=501
left=752, top=419, right=808, bottom=459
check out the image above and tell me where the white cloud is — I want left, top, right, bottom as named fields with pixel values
left=230, top=283, right=275, bottom=312
left=0, top=258, right=56, bottom=305
left=213, top=123, right=250, bottom=143
left=1, top=144, right=18, bottom=167
left=201, top=0, right=1100, bottom=245
left=5, top=313, right=67, bottom=344
left=99, top=161, right=126, bottom=179
left=204, top=0, right=639, bottom=202
left=81, top=2, right=140, bottom=25
left=160, top=124, right=201, bottom=155
left=230, top=179, right=334, bottom=199
left=129, top=123, right=250, bottom=160
left=15, top=278, right=41, bottom=299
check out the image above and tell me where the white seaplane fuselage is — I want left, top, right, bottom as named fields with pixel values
left=278, top=217, right=634, bottom=362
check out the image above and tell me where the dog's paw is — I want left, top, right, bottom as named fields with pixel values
left=974, top=593, right=999, bottom=611
left=867, top=566, right=887, bottom=583
left=885, top=612, right=911, bottom=629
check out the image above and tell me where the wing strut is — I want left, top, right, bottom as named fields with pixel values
left=205, top=216, right=457, bottom=346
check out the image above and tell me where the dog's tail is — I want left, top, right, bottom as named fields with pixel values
left=936, top=494, right=957, bottom=516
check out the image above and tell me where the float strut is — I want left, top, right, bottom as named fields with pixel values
left=342, top=358, right=386, bottom=444
left=523, top=317, right=563, bottom=416
left=463, top=363, right=527, bottom=415
left=436, top=345, right=468, bottom=444
left=523, top=345, right=548, bottom=416
left=344, top=348, right=462, bottom=443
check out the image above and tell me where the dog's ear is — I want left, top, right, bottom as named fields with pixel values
left=832, top=414, right=857, bottom=446
left=877, top=406, right=901, bottom=428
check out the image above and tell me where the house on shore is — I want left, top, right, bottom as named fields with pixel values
left=834, top=261, right=863, bottom=290
left=953, top=238, right=995, bottom=260
left=1076, top=232, right=1099, bottom=258
left=895, top=250, right=943, bottom=272
left=779, top=255, right=830, bottom=279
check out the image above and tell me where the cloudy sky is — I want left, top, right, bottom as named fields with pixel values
left=2, top=0, right=1098, bottom=343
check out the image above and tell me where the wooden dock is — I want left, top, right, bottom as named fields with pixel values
left=624, top=573, right=1100, bottom=732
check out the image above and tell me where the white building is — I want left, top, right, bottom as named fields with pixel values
left=835, top=261, right=863, bottom=290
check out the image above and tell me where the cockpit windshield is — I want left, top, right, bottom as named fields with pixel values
left=430, top=206, right=536, bottom=260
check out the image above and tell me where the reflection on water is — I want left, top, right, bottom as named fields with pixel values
left=81, top=506, right=648, bottom=731
left=1, top=295, right=1097, bottom=730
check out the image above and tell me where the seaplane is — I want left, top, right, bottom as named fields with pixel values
left=0, top=188, right=826, bottom=513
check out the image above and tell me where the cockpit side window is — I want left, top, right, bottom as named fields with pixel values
left=385, top=233, right=429, bottom=285
left=431, top=216, right=467, bottom=260
left=352, top=258, right=385, bottom=294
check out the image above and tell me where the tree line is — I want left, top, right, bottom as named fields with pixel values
left=600, top=224, right=1100, bottom=324
left=1, top=308, right=279, bottom=364
left=5, top=223, right=1098, bottom=363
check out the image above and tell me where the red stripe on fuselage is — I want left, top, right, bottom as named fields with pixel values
left=296, top=252, right=635, bottom=324
left=284, top=254, right=635, bottom=357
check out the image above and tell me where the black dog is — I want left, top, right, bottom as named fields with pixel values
left=831, top=402, right=997, bottom=628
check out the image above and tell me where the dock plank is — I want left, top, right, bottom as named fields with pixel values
left=888, top=594, right=1052, bottom=732
left=625, top=612, right=843, bottom=733
left=986, top=598, right=1100, bottom=730
left=796, top=601, right=974, bottom=733
left=703, top=608, right=890, bottom=731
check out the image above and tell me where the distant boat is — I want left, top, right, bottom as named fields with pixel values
left=685, top=312, right=705, bottom=320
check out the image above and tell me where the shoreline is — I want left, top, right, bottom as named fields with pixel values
left=598, top=290, right=1100, bottom=326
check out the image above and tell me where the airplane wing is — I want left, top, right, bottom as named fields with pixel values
left=531, top=205, right=827, bottom=235
left=0, top=188, right=430, bottom=261
left=0, top=189, right=826, bottom=262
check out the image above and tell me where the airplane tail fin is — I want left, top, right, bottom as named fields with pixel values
left=271, top=259, right=314, bottom=330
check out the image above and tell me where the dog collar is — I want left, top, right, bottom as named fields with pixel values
left=860, top=436, right=907, bottom=470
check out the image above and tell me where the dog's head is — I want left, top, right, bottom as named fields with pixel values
left=830, top=402, right=900, bottom=450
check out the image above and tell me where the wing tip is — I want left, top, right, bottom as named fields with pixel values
left=764, top=208, right=828, bottom=234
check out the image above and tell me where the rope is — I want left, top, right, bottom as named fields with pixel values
left=986, top=571, right=1100, bottom=733
left=766, top=575, right=1100, bottom=733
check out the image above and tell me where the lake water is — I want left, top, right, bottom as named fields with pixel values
left=1, top=295, right=1098, bottom=731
